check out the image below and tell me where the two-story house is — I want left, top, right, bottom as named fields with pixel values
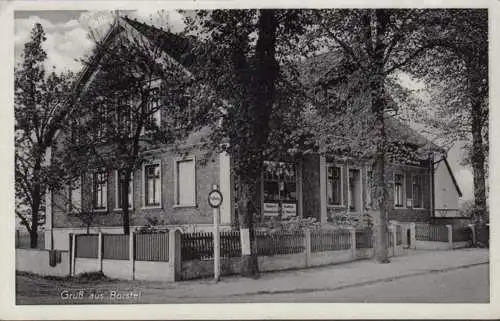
left=44, top=16, right=463, bottom=250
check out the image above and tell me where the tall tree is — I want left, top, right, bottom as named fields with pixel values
left=309, top=9, right=449, bottom=263
left=183, top=10, right=311, bottom=276
left=15, top=23, right=75, bottom=247
left=403, top=9, right=488, bottom=224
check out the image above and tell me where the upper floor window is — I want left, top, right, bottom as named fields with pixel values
left=68, top=178, right=82, bottom=213
left=92, top=172, right=108, bottom=211
left=394, top=172, right=404, bottom=208
left=144, top=162, right=161, bottom=207
left=146, top=88, right=161, bottom=129
left=327, top=165, right=343, bottom=206
left=412, top=174, right=423, bottom=208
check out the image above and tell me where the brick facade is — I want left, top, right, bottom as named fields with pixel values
left=52, top=147, right=221, bottom=229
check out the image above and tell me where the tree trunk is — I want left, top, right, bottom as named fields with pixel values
left=469, top=67, right=487, bottom=225
left=30, top=160, right=42, bottom=248
left=369, top=13, right=390, bottom=262
left=238, top=176, right=260, bottom=278
left=237, top=9, right=278, bottom=278
left=122, top=169, right=131, bottom=235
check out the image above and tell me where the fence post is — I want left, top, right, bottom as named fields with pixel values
left=468, top=224, right=476, bottom=246
left=349, top=227, right=356, bottom=259
left=98, top=232, right=103, bottom=272
left=304, top=228, right=311, bottom=268
left=71, top=233, right=76, bottom=276
left=129, top=232, right=135, bottom=280
left=169, top=229, right=182, bottom=281
left=410, top=223, right=416, bottom=249
left=446, top=224, right=453, bottom=250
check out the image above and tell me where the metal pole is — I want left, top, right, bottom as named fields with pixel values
left=213, top=185, right=221, bottom=282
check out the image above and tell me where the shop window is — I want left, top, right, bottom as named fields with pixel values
left=263, top=161, right=297, bottom=218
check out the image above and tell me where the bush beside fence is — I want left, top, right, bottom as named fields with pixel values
left=15, top=230, right=45, bottom=250
left=452, top=227, right=472, bottom=243
left=355, top=228, right=373, bottom=249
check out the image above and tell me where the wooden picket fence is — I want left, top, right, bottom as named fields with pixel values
left=102, top=234, right=129, bottom=260
left=75, top=234, right=99, bottom=258
left=135, top=233, right=169, bottom=262
left=310, top=229, right=351, bottom=252
left=355, top=228, right=373, bottom=249
left=255, top=230, right=305, bottom=256
left=415, top=223, right=448, bottom=242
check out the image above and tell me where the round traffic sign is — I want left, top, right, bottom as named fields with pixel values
left=208, top=189, right=223, bottom=208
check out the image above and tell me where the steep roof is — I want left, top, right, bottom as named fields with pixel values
left=78, top=16, right=443, bottom=155
left=299, top=50, right=443, bottom=154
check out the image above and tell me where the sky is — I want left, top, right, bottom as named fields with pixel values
left=13, top=10, right=475, bottom=203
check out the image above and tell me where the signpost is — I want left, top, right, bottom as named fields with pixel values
left=208, top=185, right=223, bottom=282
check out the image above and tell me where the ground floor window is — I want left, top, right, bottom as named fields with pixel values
left=144, top=163, right=161, bottom=207
left=92, top=172, right=108, bottom=210
left=175, top=157, right=196, bottom=206
left=412, top=174, right=423, bottom=208
left=115, top=170, right=133, bottom=209
left=327, top=165, right=342, bottom=206
left=394, top=172, right=404, bottom=208
left=348, top=168, right=361, bottom=212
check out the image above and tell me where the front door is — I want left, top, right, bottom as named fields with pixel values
left=263, top=161, right=297, bottom=219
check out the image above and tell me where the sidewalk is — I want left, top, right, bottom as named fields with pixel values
left=152, top=248, right=489, bottom=300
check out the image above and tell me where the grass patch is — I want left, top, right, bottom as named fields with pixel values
left=17, top=270, right=116, bottom=283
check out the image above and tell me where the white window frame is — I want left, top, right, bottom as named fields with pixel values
left=114, top=170, right=134, bottom=210
left=326, top=164, right=344, bottom=207
left=411, top=173, right=424, bottom=210
left=142, top=160, right=162, bottom=209
left=92, top=172, right=108, bottom=212
left=347, top=166, right=363, bottom=213
left=393, top=171, right=406, bottom=209
left=174, top=156, right=197, bottom=208
left=67, top=177, right=82, bottom=213
left=366, top=167, right=373, bottom=209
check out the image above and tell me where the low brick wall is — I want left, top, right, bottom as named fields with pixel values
left=16, top=249, right=70, bottom=277
left=452, top=241, right=470, bottom=249
left=259, top=252, right=307, bottom=272
left=310, top=250, right=353, bottom=267
left=415, top=240, right=450, bottom=250
left=356, top=248, right=374, bottom=259
left=102, top=259, right=131, bottom=280
left=181, top=258, right=240, bottom=280
left=74, top=258, right=100, bottom=275
left=135, top=261, right=174, bottom=281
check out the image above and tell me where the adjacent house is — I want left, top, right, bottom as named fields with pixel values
left=45, top=16, right=463, bottom=251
